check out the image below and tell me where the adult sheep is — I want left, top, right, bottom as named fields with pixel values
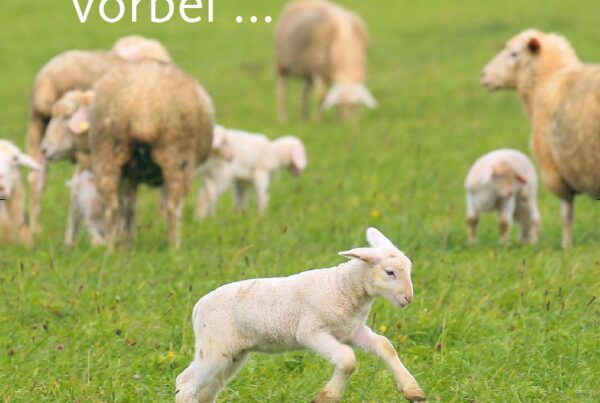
left=27, top=35, right=172, bottom=234
left=276, top=0, right=377, bottom=121
left=481, top=29, right=600, bottom=247
left=90, top=61, right=214, bottom=249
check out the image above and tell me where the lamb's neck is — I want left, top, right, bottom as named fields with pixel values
left=332, top=260, right=373, bottom=314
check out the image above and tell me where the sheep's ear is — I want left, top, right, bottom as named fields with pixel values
left=339, top=247, right=379, bottom=263
left=516, top=174, right=527, bottom=185
left=68, top=107, right=91, bottom=135
left=15, top=152, right=43, bottom=171
left=291, top=142, right=307, bottom=172
left=527, top=37, right=541, bottom=54
left=82, top=90, right=95, bottom=106
left=366, top=227, right=394, bottom=248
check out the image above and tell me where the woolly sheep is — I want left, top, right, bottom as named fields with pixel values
left=112, top=35, right=172, bottom=63
left=175, top=227, right=426, bottom=403
left=195, top=126, right=307, bottom=219
left=276, top=0, right=377, bottom=121
left=0, top=140, right=43, bottom=247
left=481, top=29, right=600, bottom=247
left=90, top=61, right=214, bottom=249
left=65, top=169, right=105, bottom=246
left=27, top=35, right=172, bottom=234
left=465, top=149, right=541, bottom=245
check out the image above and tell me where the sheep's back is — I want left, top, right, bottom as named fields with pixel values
left=550, top=66, right=600, bottom=198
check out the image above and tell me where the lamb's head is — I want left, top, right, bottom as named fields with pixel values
left=272, top=135, right=307, bottom=176
left=175, top=361, right=201, bottom=403
left=0, top=140, right=43, bottom=201
left=210, top=125, right=234, bottom=161
left=486, top=161, right=527, bottom=198
left=481, top=29, right=579, bottom=91
left=42, top=90, right=94, bottom=162
left=339, top=227, right=414, bottom=308
left=112, top=35, right=172, bottom=63
left=323, top=83, right=377, bottom=120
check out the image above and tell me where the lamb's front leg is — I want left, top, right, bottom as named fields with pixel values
left=64, top=197, right=82, bottom=246
left=300, top=332, right=356, bottom=402
left=195, top=178, right=218, bottom=220
left=497, top=197, right=515, bottom=245
left=352, top=325, right=426, bottom=402
left=253, top=170, right=270, bottom=214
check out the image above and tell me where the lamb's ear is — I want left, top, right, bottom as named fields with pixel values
left=516, top=174, right=527, bottom=185
left=339, top=247, right=379, bottom=263
left=15, top=152, right=43, bottom=171
left=291, top=142, right=307, bottom=172
left=366, top=227, right=394, bottom=248
left=81, top=90, right=95, bottom=106
left=68, top=106, right=91, bottom=135
left=527, top=37, right=541, bottom=54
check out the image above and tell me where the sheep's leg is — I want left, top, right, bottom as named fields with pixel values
left=253, top=170, right=270, bottom=214
left=314, top=75, right=328, bottom=121
left=64, top=197, right=82, bottom=246
left=497, top=197, right=515, bottom=245
left=466, top=195, right=479, bottom=245
left=277, top=75, right=289, bottom=122
left=26, top=111, right=47, bottom=235
left=560, top=198, right=574, bottom=248
left=120, top=179, right=138, bottom=248
left=352, top=325, right=426, bottom=402
left=300, top=332, right=356, bottom=402
left=233, top=180, right=249, bottom=212
left=301, top=79, right=314, bottom=120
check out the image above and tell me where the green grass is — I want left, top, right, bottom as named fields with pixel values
left=1, top=0, right=599, bottom=401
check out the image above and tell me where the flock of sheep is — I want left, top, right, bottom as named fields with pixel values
left=1, top=0, right=599, bottom=402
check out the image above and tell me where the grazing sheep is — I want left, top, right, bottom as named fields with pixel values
left=465, top=149, right=541, bottom=245
left=0, top=140, right=43, bottom=247
left=27, top=35, right=172, bottom=234
left=176, top=227, right=426, bottom=403
left=481, top=29, right=600, bottom=247
left=195, top=126, right=307, bottom=219
left=90, top=61, right=214, bottom=249
left=65, top=169, right=105, bottom=246
left=276, top=0, right=377, bottom=121
left=112, top=35, right=172, bottom=63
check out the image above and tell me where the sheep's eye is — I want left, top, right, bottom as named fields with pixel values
left=384, top=270, right=396, bottom=278
left=509, top=51, right=518, bottom=58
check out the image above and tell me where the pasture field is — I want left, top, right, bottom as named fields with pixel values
left=1, top=0, right=599, bottom=401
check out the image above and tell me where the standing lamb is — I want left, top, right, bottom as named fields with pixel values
left=195, top=126, right=307, bottom=219
left=276, top=0, right=377, bottom=121
left=0, top=140, right=43, bottom=247
left=27, top=35, right=172, bottom=234
left=175, top=227, right=426, bottom=403
left=481, top=29, right=600, bottom=247
left=65, top=169, right=105, bottom=246
left=465, top=149, right=541, bottom=245
left=90, top=61, right=214, bottom=249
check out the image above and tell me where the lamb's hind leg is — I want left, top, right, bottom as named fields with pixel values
left=299, top=332, right=356, bottom=403
left=560, top=198, right=574, bottom=248
left=352, top=324, right=426, bottom=402
left=176, top=352, right=248, bottom=403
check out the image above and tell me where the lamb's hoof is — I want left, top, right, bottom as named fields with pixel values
left=312, top=389, right=340, bottom=403
left=403, top=388, right=426, bottom=402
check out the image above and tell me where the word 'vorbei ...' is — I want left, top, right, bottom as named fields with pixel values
left=72, top=0, right=214, bottom=23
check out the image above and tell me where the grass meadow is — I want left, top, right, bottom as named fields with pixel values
left=1, top=0, right=599, bottom=401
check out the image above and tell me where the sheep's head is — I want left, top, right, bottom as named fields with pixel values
left=323, top=83, right=377, bottom=120
left=480, top=29, right=545, bottom=91
left=339, top=228, right=414, bottom=308
left=112, top=35, right=172, bottom=63
left=0, top=140, right=43, bottom=201
left=42, top=90, right=94, bottom=162
left=175, top=362, right=201, bottom=403
left=273, top=135, right=307, bottom=176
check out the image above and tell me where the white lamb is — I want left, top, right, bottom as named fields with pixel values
left=176, top=227, right=426, bottom=403
left=65, top=169, right=105, bottom=246
left=465, top=149, right=541, bottom=245
left=195, top=126, right=307, bottom=219
left=0, top=140, right=43, bottom=246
